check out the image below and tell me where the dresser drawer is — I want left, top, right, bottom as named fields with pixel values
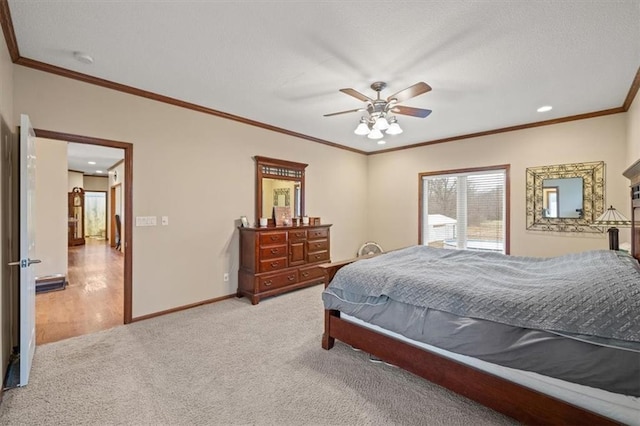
left=299, top=265, right=325, bottom=282
left=259, top=231, right=287, bottom=246
left=307, top=239, right=328, bottom=252
left=288, top=229, right=307, bottom=241
left=307, top=250, right=329, bottom=263
left=308, top=228, right=328, bottom=240
left=259, top=244, right=287, bottom=260
left=258, top=270, right=298, bottom=292
left=258, top=257, right=287, bottom=273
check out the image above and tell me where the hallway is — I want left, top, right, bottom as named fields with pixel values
left=35, top=240, right=124, bottom=345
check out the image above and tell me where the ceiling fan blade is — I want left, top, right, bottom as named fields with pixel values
left=339, top=88, right=373, bottom=102
left=323, top=108, right=365, bottom=117
left=387, top=82, right=432, bottom=103
left=391, top=105, right=432, bottom=118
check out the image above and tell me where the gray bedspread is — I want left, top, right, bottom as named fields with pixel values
left=327, top=246, right=640, bottom=342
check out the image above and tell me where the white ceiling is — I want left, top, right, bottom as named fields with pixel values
left=66, top=142, right=123, bottom=176
left=8, top=1, right=640, bottom=153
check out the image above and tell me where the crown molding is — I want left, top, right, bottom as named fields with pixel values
left=370, top=106, right=625, bottom=155
left=0, top=0, right=18, bottom=61
left=1, top=0, right=637, bottom=157
left=623, top=65, right=640, bottom=111
left=15, top=57, right=365, bottom=155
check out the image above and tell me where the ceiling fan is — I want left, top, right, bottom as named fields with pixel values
left=324, top=81, right=432, bottom=139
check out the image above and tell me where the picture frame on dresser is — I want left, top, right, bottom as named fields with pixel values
left=274, top=206, right=291, bottom=226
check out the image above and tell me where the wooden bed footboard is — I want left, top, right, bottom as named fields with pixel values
left=317, top=258, right=619, bottom=426
left=319, top=257, right=360, bottom=350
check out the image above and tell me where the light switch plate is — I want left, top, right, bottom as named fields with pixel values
left=161, top=216, right=169, bottom=226
left=135, top=216, right=157, bottom=227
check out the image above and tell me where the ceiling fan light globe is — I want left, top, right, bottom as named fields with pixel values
left=373, top=116, right=390, bottom=130
left=354, top=122, right=371, bottom=135
left=367, top=128, right=384, bottom=139
left=386, top=122, right=403, bottom=135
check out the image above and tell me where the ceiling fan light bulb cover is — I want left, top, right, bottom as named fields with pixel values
left=386, top=122, right=403, bottom=135
left=354, top=122, right=371, bottom=135
left=373, top=116, right=390, bottom=130
left=367, top=128, right=384, bottom=139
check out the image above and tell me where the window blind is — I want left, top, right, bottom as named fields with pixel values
left=421, top=168, right=506, bottom=253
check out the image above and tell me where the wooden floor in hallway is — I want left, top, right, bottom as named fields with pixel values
left=36, top=239, right=124, bottom=345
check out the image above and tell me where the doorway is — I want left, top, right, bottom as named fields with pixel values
left=34, top=129, right=133, bottom=344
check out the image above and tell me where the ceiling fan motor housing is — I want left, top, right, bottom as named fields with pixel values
left=367, top=100, right=388, bottom=117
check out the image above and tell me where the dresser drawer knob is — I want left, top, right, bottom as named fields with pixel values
left=264, top=280, right=272, bottom=286
left=302, top=272, right=309, bottom=277
left=270, top=236, right=279, bottom=241
left=270, top=248, right=279, bottom=254
left=270, top=262, right=279, bottom=268
left=314, top=254, right=321, bottom=259
left=288, top=275, right=295, bottom=281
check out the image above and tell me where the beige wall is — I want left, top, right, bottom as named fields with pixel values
left=67, top=170, right=83, bottom=191
left=84, top=176, right=109, bottom=192
left=0, top=25, right=13, bottom=386
left=14, top=66, right=368, bottom=317
left=367, top=114, right=629, bottom=257
left=35, top=138, right=68, bottom=278
left=627, top=95, right=640, bottom=166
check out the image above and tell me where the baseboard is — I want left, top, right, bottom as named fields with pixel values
left=131, top=293, right=236, bottom=322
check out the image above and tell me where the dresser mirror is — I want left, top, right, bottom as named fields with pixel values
left=255, top=156, right=307, bottom=226
left=526, top=161, right=605, bottom=232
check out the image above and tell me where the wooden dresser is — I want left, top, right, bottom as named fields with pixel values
left=238, top=224, right=331, bottom=304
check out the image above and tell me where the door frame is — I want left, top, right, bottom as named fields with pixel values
left=35, top=129, right=133, bottom=323
left=109, top=185, right=118, bottom=247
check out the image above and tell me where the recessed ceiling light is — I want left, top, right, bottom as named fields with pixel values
left=73, top=51, right=94, bottom=64
left=537, top=105, right=553, bottom=112
left=377, top=140, right=386, bottom=145
left=96, top=170, right=103, bottom=174
left=88, top=161, right=96, bottom=165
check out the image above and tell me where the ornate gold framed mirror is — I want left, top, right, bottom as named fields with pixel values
left=526, top=161, right=605, bottom=232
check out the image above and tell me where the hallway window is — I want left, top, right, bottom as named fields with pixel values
left=85, top=191, right=107, bottom=239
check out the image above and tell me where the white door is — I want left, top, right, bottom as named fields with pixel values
left=16, top=114, right=39, bottom=386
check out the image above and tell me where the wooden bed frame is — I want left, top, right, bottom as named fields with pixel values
left=320, top=160, right=640, bottom=425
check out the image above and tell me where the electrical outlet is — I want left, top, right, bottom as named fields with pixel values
left=223, top=273, right=229, bottom=282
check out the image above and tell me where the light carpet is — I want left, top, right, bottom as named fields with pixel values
left=0, top=285, right=516, bottom=425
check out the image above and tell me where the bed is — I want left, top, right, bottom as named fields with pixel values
left=320, top=162, right=640, bottom=425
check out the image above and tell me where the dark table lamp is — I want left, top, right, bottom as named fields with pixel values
left=592, top=205, right=632, bottom=250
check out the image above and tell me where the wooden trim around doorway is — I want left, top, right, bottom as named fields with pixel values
left=109, top=184, right=121, bottom=247
left=34, top=129, right=134, bottom=324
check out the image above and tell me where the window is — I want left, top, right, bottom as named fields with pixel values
left=419, top=165, right=510, bottom=254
